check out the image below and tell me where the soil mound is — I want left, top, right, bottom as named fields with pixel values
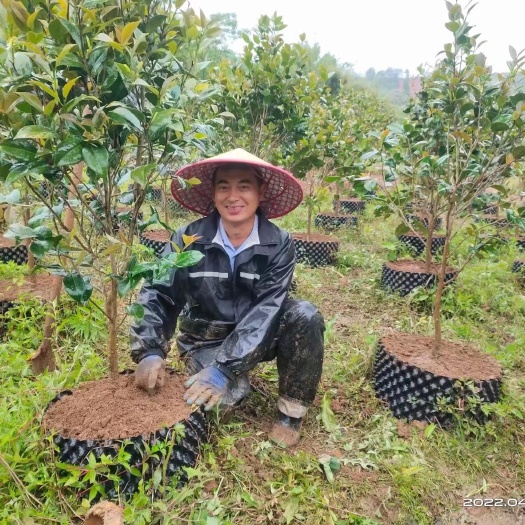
left=43, top=373, right=193, bottom=440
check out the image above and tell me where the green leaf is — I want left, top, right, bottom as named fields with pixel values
left=424, top=423, right=436, bottom=438
left=28, top=207, right=51, bottom=226
left=56, top=43, right=78, bottom=66
left=5, top=224, right=37, bottom=241
left=57, top=17, right=82, bottom=47
left=82, top=144, right=108, bottom=177
left=145, top=14, right=167, bottom=32
left=360, top=149, right=378, bottom=161
left=64, top=272, right=93, bottom=304
left=149, top=109, right=178, bottom=139
left=130, top=163, right=156, bottom=188
left=13, top=52, right=32, bottom=76
left=126, top=303, right=145, bottom=321
left=0, top=140, right=37, bottom=162
left=55, top=137, right=83, bottom=166
left=16, top=92, right=43, bottom=112
left=15, top=125, right=54, bottom=140
left=30, top=237, right=57, bottom=257
left=491, top=120, right=510, bottom=132
left=0, top=189, right=21, bottom=204
left=186, top=26, right=199, bottom=38
left=320, top=393, right=338, bottom=432
left=107, top=107, right=143, bottom=131
left=395, top=223, right=410, bottom=236
left=512, top=146, right=525, bottom=159
left=173, top=250, right=204, bottom=268
left=117, top=274, right=144, bottom=297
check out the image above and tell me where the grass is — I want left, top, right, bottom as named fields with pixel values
left=1, top=203, right=525, bottom=524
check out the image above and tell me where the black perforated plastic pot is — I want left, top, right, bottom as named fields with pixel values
left=139, top=231, right=170, bottom=258
left=373, top=338, right=502, bottom=424
left=292, top=234, right=339, bottom=268
left=167, top=198, right=187, bottom=215
left=482, top=205, right=498, bottom=215
left=381, top=261, right=457, bottom=296
left=397, top=234, right=445, bottom=257
left=474, top=215, right=509, bottom=227
left=0, top=300, right=14, bottom=338
left=512, top=260, right=525, bottom=275
left=335, top=199, right=366, bottom=214
left=0, top=245, right=28, bottom=265
left=113, top=210, right=143, bottom=234
left=517, top=238, right=525, bottom=251
left=46, top=373, right=208, bottom=501
left=315, top=213, right=358, bottom=230
left=147, top=187, right=163, bottom=203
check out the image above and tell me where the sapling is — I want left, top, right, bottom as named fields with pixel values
left=367, top=1, right=525, bottom=356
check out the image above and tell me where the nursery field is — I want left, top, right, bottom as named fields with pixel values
left=1, top=203, right=525, bottom=525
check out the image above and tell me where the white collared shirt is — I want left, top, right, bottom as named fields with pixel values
left=212, top=216, right=260, bottom=272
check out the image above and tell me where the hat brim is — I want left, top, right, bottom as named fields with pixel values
left=170, top=157, right=303, bottom=219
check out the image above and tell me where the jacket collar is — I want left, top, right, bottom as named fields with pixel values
left=195, top=208, right=281, bottom=246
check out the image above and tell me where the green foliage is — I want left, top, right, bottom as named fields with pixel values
left=365, top=1, right=525, bottom=351
left=0, top=0, right=215, bottom=372
left=370, top=2, right=525, bottom=248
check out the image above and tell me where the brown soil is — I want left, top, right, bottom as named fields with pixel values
left=385, top=260, right=456, bottom=274
left=142, top=230, right=170, bottom=242
left=85, top=501, right=123, bottom=525
left=0, top=274, right=58, bottom=302
left=0, top=237, right=16, bottom=248
left=292, top=232, right=339, bottom=243
left=43, top=373, right=193, bottom=440
left=381, top=332, right=502, bottom=381
left=401, top=231, right=445, bottom=239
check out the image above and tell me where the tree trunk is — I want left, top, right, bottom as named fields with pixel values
left=424, top=217, right=435, bottom=271
left=334, top=194, right=340, bottom=214
left=28, top=277, right=61, bottom=374
left=23, top=209, right=35, bottom=272
left=162, top=179, right=169, bottom=225
left=106, top=254, right=119, bottom=378
left=432, top=219, right=452, bottom=358
left=29, top=165, right=80, bottom=374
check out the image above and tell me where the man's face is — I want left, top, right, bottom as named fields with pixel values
left=213, top=167, right=264, bottom=226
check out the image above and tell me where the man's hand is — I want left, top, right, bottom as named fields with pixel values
left=183, top=366, right=229, bottom=411
left=135, top=355, right=165, bottom=394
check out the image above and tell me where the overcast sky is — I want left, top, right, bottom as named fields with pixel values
left=186, top=0, right=525, bottom=75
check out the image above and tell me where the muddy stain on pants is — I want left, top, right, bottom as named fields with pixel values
left=178, top=299, right=325, bottom=408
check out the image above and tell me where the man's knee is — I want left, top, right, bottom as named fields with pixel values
left=283, top=299, right=324, bottom=331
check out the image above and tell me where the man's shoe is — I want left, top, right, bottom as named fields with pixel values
left=268, top=410, right=303, bottom=448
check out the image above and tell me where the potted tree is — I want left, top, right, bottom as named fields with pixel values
left=0, top=0, right=221, bottom=500
left=369, top=2, right=525, bottom=422
left=292, top=167, right=342, bottom=267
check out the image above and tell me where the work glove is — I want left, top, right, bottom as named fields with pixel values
left=134, top=355, right=165, bottom=394
left=183, top=366, right=230, bottom=411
